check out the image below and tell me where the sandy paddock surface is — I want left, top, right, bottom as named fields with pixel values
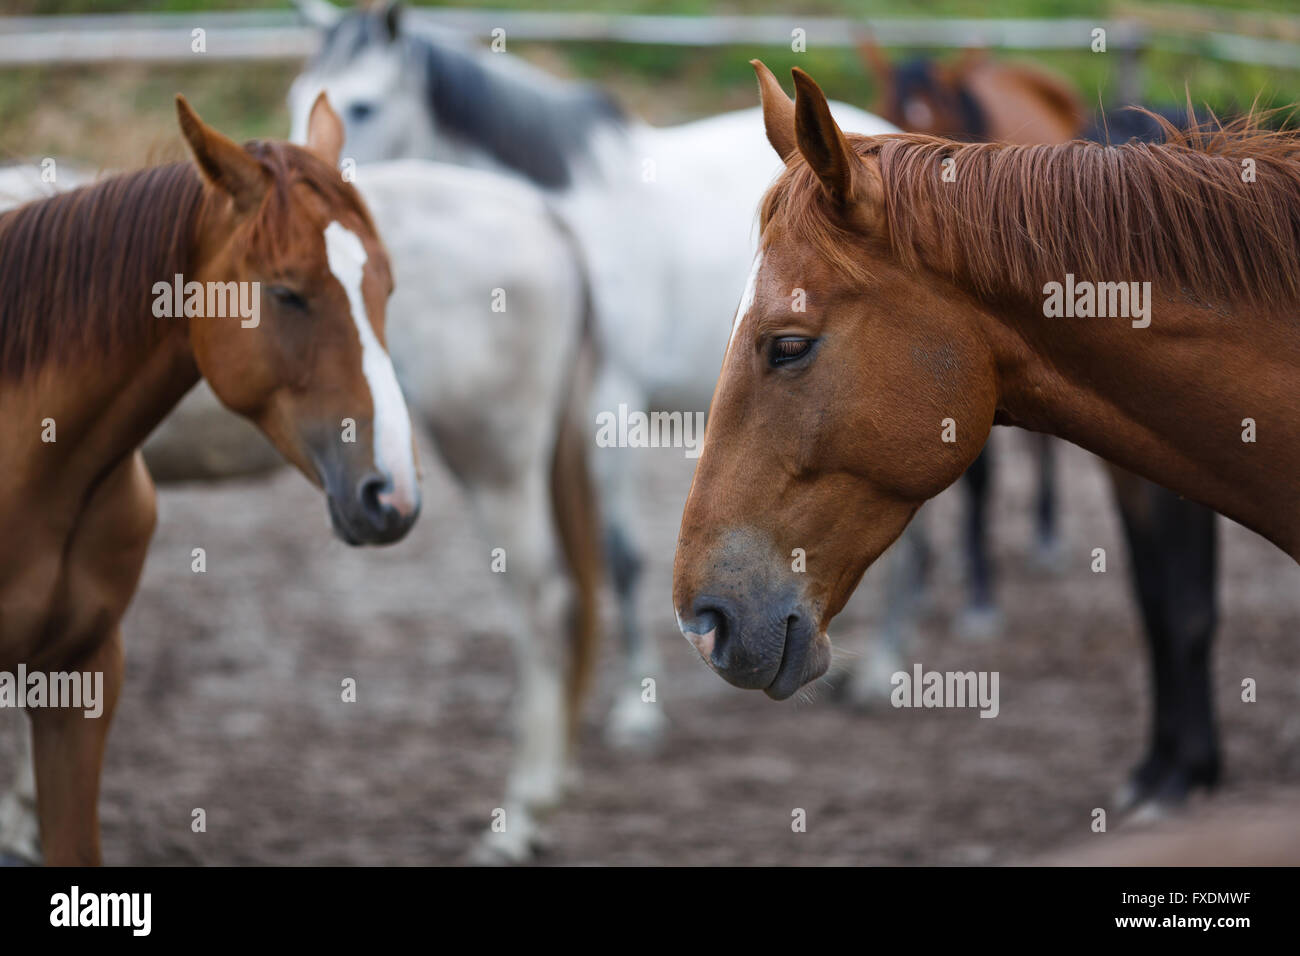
left=2, top=426, right=1297, bottom=865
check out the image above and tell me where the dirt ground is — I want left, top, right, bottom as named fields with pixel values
left=2, top=427, right=1298, bottom=865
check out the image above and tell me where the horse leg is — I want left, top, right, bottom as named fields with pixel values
left=589, top=366, right=666, bottom=749
left=957, top=441, right=1001, bottom=639
left=0, top=723, right=41, bottom=864
left=30, top=629, right=125, bottom=866
left=1031, top=433, right=1065, bottom=570
left=469, top=478, right=570, bottom=864
left=1109, top=467, right=1220, bottom=810
left=26, top=452, right=153, bottom=866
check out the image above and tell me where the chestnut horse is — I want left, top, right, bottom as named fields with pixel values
left=0, top=94, right=419, bottom=864
left=675, top=65, right=1299, bottom=711
left=857, top=41, right=1085, bottom=632
left=848, top=48, right=1225, bottom=808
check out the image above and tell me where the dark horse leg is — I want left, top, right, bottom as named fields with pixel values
left=958, top=442, right=1000, bottom=637
left=1108, top=465, right=1220, bottom=807
left=1031, top=433, right=1064, bottom=567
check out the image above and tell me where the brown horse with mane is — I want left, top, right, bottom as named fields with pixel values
left=858, top=39, right=1085, bottom=145
left=0, top=94, right=420, bottom=864
left=851, top=39, right=1087, bottom=632
left=674, top=61, right=1300, bottom=701
left=853, top=44, right=1227, bottom=809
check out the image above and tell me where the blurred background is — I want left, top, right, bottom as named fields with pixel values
left=2, top=2, right=1299, bottom=865
left=3, top=1, right=1300, bottom=167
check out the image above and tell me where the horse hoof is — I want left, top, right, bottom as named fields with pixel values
left=512, top=774, right=565, bottom=814
left=470, top=826, right=548, bottom=866
left=605, top=694, right=667, bottom=752
left=1112, top=790, right=1184, bottom=829
left=1126, top=799, right=1177, bottom=826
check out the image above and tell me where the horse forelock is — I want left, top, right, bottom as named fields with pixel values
left=244, top=140, right=377, bottom=258
left=760, top=116, right=1300, bottom=310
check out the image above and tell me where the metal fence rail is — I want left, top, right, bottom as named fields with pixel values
left=0, top=8, right=1297, bottom=69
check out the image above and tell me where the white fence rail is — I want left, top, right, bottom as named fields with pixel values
left=0, top=8, right=1297, bottom=69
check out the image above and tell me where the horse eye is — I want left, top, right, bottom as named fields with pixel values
left=348, top=102, right=376, bottom=123
left=770, top=337, right=813, bottom=366
left=268, top=285, right=308, bottom=311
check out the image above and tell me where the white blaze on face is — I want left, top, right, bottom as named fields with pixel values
left=696, top=251, right=765, bottom=461
left=323, top=220, right=418, bottom=515
left=727, top=252, right=764, bottom=355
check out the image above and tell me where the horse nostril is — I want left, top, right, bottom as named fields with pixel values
left=358, top=473, right=393, bottom=526
left=683, top=607, right=726, bottom=661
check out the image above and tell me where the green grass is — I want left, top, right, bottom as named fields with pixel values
left=1, top=1, right=1298, bottom=164
left=8, top=0, right=1300, bottom=17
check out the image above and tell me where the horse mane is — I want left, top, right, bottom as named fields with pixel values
left=761, top=114, right=1300, bottom=308
left=418, top=38, right=624, bottom=189
left=310, top=9, right=624, bottom=189
left=0, top=139, right=370, bottom=380
left=0, top=163, right=202, bottom=380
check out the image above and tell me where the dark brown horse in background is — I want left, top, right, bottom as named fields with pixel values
left=676, top=63, right=1300, bottom=812
left=860, top=40, right=1085, bottom=145
left=0, top=94, right=419, bottom=864
left=856, top=43, right=1223, bottom=807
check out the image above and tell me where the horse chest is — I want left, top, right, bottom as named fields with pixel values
left=0, top=453, right=156, bottom=670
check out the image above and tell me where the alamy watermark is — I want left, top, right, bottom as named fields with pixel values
left=152, top=275, right=260, bottom=328
left=891, top=663, right=999, bottom=718
left=0, top=665, right=104, bottom=718
left=50, top=886, right=151, bottom=936
left=1043, top=274, right=1151, bottom=328
left=595, top=403, right=705, bottom=459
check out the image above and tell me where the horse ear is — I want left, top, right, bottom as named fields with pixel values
left=175, top=95, right=269, bottom=215
left=751, top=60, right=797, bottom=163
left=791, top=68, right=856, bottom=204
left=380, top=1, right=403, bottom=41
left=306, top=91, right=345, bottom=167
left=790, top=69, right=884, bottom=232
left=292, top=0, right=342, bottom=29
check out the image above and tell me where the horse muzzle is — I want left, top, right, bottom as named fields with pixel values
left=677, top=596, right=829, bottom=700
left=326, top=469, right=420, bottom=546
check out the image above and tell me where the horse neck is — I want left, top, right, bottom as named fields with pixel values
left=986, top=289, right=1300, bottom=556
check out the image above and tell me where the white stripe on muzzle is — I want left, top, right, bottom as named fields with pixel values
left=323, top=220, right=418, bottom=515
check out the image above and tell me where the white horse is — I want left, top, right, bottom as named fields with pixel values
left=0, top=158, right=597, bottom=864
left=287, top=0, right=901, bottom=743
left=362, top=161, right=599, bottom=862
